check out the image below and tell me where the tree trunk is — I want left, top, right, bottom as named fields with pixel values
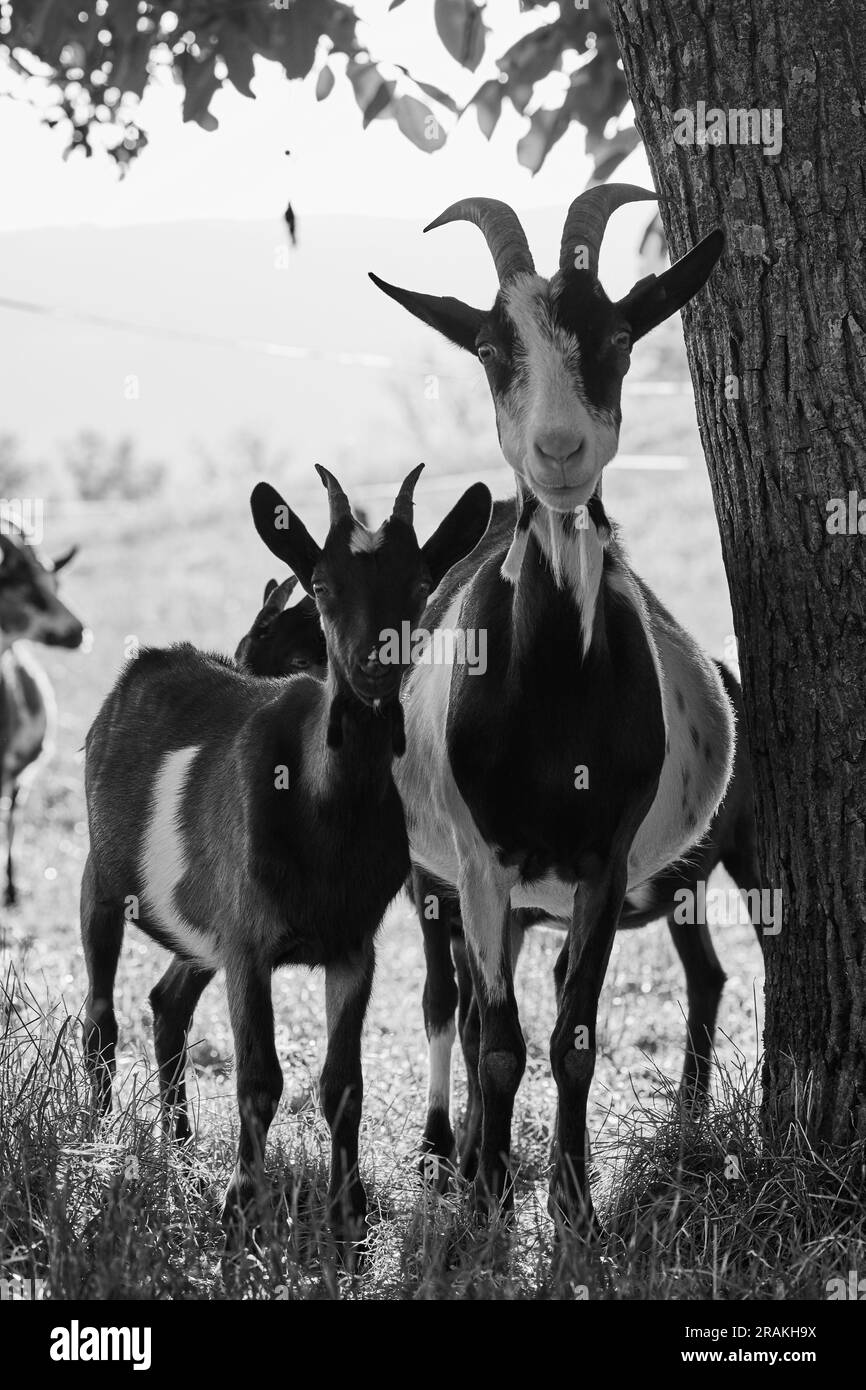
left=609, top=0, right=866, bottom=1143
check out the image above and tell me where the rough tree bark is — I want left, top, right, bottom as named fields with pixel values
left=609, top=0, right=866, bottom=1144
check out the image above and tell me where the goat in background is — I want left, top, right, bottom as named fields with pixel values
left=0, top=528, right=84, bottom=907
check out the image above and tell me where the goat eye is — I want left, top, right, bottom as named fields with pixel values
left=611, top=330, right=631, bottom=351
left=312, top=583, right=329, bottom=599
left=477, top=343, right=496, bottom=365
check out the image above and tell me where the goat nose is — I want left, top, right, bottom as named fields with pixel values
left=533, top=429, right=585, bottom=464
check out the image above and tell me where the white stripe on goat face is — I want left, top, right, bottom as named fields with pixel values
left=141, top=746, right=220, bottom=969
left=496, top=276, right=620, bottom=507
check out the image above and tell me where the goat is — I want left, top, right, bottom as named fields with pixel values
left=80, top=465, right=491, bottom=1246
left=0, top=528, right=83, bottom=907
left=413, top=657, right=759, bottom=1180
left=234, top=576, right=325, bottom=679
left=370, top=186, right=739, bottom=1232
left=235, top=532, right=760, bottom=1183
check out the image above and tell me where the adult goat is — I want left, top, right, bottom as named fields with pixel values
left=371, top=186, right=737, bottom=1232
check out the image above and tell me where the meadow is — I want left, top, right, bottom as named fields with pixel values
left=1, top=332, right=861, bottom=1303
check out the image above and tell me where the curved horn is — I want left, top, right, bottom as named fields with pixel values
left=558, top=184, right=657, bottom=279
left=424, top=198, right=534, bottom=284
left=315, top=464, right=351, bottom=525
left=391, top=463, right=425, bottom=526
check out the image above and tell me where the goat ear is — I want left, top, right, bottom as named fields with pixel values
left=617, top=229, right=724, bottom=343
left=421, top=482, right=493, bottom=590
left=52, top=545, right=78, bottom=572
left=262, top=578, right=278, bottom=603
left=250, top=483, right=320, bottom=597
left=369, top=273, right=485, bottom=354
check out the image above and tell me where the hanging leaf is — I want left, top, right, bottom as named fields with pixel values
left=517, top=106, right=569, bottom=176
left=433, top=0, right=485, bottom=73
left=347, top=59, right=395, bottom=127
left=315, top=65, right=335, bottom=101
left=471, top=78, right=504, bottom=140
left=586, top=125, right=640, bottom=185
left=395, top=67, right=460, bottom=113
left=389, top=0, right=408, bottom=8
left=393, top=94, right=447, bottom=151
left=219, top=24, right=256, bottom=99
left=497, top=22, right=564, bottom=87
left=181, top=53, right=221, bottom=128
left=265, top=0, right=322, bottom=79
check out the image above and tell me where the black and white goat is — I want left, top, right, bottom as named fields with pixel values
left=234, top=534, right=760, bottom=1180
left=371, top=186, right=740, bottom=1230
left=413, top=654, right=759, bottom=1180
left=0, top=528, right=83, bottom=906
left=80, top=466, right=491, bottom=1243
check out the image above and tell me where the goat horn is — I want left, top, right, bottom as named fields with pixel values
left=315, top=465, right=351, bottom=524
left=265, top=575, right=298, bottom=611
left=558, top=184, right=657, bottom=279
left=424, top=198, right=535, bottom=284
left=391, top=463, right=425, bottom=525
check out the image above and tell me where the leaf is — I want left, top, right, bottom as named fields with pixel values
left=497, top=22, right=564, bottom=87
left=433, top=0, right=485, bottom=73
left=586, top=125, right=640, bottom=184
left=347, top=59, right=395, bottom=127
left=181, top=53, right=221, bottom=127
left=219, top=24, right=256, bottom=99
left=389, top=0, right=408, bottom=8
left=507, top=80, right=533, bottom=115
left=395, top=67, right=459, bottom=113
left=315, top=65, right=335, bottom=101
left=517, top=106, right=568, bottom=176
left=266, top=0, right=321, bottom=79
left=471, top=78, right=503, bottom=140
left=393, top=94, right=447, bottom=152
left=363, top=80, right=395, bottom=127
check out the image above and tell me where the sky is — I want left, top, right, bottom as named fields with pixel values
left=0, top=0, right=650, bottom=231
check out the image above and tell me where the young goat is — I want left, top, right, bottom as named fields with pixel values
left=0, top=528, right=83, bottom=906
left=81, top=466, right=491, bottom=1244
left=234, top=575, right=326, bottom=679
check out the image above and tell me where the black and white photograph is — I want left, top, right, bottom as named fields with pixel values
left=0, top=0, right=863, bottom=1342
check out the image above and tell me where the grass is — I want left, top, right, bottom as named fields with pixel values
left=1, top=353, right=856, bottom=1300
left=2, top=962, right=862, bottom=1301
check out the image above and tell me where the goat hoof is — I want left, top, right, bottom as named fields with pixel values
left=547, top=1185, right=605, bottom=1243
left=470, top=1170, right=515, bottom=1222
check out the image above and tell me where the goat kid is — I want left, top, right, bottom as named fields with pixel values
left=234, top=575, right=326, bottom=679
left=372, top=187, right=736, bottom=1231
left=0, top=528, right=83, bottom=906
left=81, top=465, right=491, bottom=1245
